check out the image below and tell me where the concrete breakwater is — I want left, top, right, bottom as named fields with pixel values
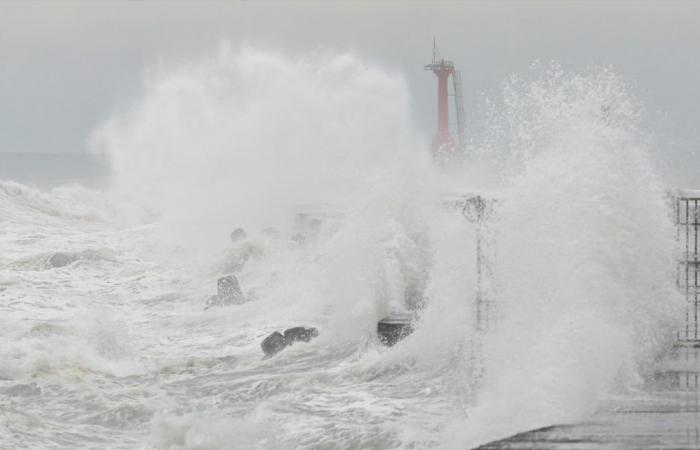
left=476, top=346, right=700, bottom=450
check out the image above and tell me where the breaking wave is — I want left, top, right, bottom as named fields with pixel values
left=448, top=65, right=682, bottom=448
left=0, top=48, right=684, bottom=449
left=0, top=180, right=115, bottom=224
left=90, top=45, right=435, bottom=256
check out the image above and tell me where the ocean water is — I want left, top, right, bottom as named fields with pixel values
left=0, top=153, right=109, bottom=190
left=0, top=48, right=684, bottom=449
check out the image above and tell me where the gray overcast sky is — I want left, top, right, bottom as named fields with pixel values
left=0, top=1, right=698, bottom=183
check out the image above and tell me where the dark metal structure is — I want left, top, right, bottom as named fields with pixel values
left=371, top=191, right=700, bottom=347
left=677, top=194, right=700, bottom=344
left=462, top=195, right=497, bottom=332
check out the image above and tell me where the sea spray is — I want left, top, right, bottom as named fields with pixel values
left=449, top=65, right=683, bottom=448
left=90, top=45, right=433, bottom=255
left=4, top=45, right=685, bottom=448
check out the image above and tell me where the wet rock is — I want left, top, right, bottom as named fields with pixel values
left=284, top=327, right=319, bottom=344
left=377, top=313, right=414, bottom=346
left=261, top=327, right=319, bottom=357
left=205, top=275, right=246, bottom=308
left=261, top=331, right=287, bottom=357
left=217, top=275, right=244, bottom=304
left=230, top=228, right=247, bottom=243
left=43, top=249, right=116, bottom=270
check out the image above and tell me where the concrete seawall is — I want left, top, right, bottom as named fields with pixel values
left=476, top=346, right=700, bottom=450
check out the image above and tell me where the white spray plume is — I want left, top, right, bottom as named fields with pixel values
left=91, top=44, right=434, bottom=256
left=449, top=65, right=683, bottom=448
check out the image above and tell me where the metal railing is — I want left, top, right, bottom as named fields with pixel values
left=676, top=194, right=700, bottom=344
left=461, top=191, right=700, bottom=340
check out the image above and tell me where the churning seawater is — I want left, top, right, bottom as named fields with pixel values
left=0, top=48, right=683, bottom=449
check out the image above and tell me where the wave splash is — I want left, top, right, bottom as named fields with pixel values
left=90, top=45, right=434, bottom=255
left=449, top=65, right=682, bottom=448
left=0, top=49, right=684, bottom=449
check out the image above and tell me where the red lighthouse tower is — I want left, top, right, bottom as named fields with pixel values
left=425, top=40, right=465, bottom=163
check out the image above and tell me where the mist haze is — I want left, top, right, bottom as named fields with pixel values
left=1, top=2, right=699, bottom=450
left=1, top=1, right=698, bottom=185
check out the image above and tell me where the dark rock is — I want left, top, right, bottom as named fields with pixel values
left=261, top=331, right=287, bottom=357
left=217, top=275, right=244, bottom=304
left=205, top=275, right=246, bottom=309
left=230, top=228, right=247, bottom=243
left=283, top=327, right=319, bottom=344
left=261, top=327, right=319, bottom=357
left=377, top=313, right=414, bottom=346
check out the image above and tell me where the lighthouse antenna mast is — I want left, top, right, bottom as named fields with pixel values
left=424, top=39, right=458, bottom=162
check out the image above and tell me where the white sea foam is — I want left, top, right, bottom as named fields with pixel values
left=0, top=49, right=684, bottom=449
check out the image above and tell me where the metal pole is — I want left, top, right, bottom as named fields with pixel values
left=694, top=199, right=698, bottom=340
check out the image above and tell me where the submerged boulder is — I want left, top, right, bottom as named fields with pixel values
left=43, top=249, right=116, bottom=270
left=47, top=252, right=80, bottom=268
